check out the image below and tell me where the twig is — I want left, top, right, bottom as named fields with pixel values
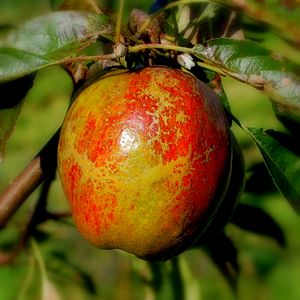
left=0, top=129, right=60, bottom=228
left=60, top=53, right=117, bottom=65
left=129, top=43, right=194, bottom=53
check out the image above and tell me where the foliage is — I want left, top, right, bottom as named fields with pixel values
left=0, top=0, right=300, bottom=299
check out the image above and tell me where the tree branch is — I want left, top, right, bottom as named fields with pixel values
left=0, top=129, right=60, bottom=228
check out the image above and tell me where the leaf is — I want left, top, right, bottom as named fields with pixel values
left=245, top=162, right=277, bottom=195
left=177, top=256, right=201, bottom=300
left=50, top=0, right=63, bottom=10
left=51, top=251, right=97, bottom=295
left=0, top=48, right=51, bottom=82
left=0, top=75, right=34, bottom=161
left=224, top=0, right=300, bottom=46
left=193, top=38, right=300, bottom=128
left=5, top=11, right=112, bottom=57
left=42, top=278, right=62, bottom=300
left=59, top=0, right=103, bottom=13
left=0, top=103, right=23, bottom=162
left=246, top=127, right=300, bottom=214
left=204, top=232, right=239, bottom=292
left=231, top=203, right=286, bottom=247
left=169, top=258, right=184, bottom=300
left=0, top=11, right=113, bottom=82
left=149, top=0, right=171, bottom=13
left=31, top=239, right=62, bottom=300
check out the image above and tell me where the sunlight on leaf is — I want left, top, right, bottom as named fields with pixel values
left=4, top=11, right=112, bottom=57
left=42, top=278, right=62, bottom=300
left=17, top=256, right=35, bottom=300
left=178, top=256, right=201, bottom=300
left=31, top=239, right=62, bottom=300
left=193, top=38, right=300, bottom=128
left=0, top=11, right=113, bottom=82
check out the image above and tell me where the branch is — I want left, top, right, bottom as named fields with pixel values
left=225, top=0, right=300, bottom=47
left=0, top=129, right=60, bottom=228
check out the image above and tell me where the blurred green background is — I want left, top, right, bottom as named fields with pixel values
left=1, top=0, right=300, bottom=299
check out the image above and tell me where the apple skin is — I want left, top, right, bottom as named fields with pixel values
left=57, top=66, right=231, bottom=261
left=195, top=133, right=245, bottom=246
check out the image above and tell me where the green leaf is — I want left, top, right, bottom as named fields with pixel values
left=177, top=256, right=201, bottom=300
left=223, top=0, right=300, bottom=46
left=51, top=251, right=97, bottom=295
left=246, top=127, right=300, bottom=214
left=42, top=278, right=62, bottom=300
left=0, top=48, right=51, bottom=82
left=0, top=11, right=113, bottom=82
left=193, top=38, right=300, bottom=128
left=245, top=162, right=277, bottom=195
left=204, top=232, right=239, bottom=292
left=0, top=104, right=22, bottom=162
left=231, top=203, right=286, bottom=246
left=59, top=0, right=103, bottom=12
left=0, top=75, right=34, bottom=161
left=31, top=239, right=62, bottom=300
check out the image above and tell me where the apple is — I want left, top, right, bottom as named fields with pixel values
left=195, top=133, right=245, bottom=246
left=57, top=66, right=232, bottom=261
